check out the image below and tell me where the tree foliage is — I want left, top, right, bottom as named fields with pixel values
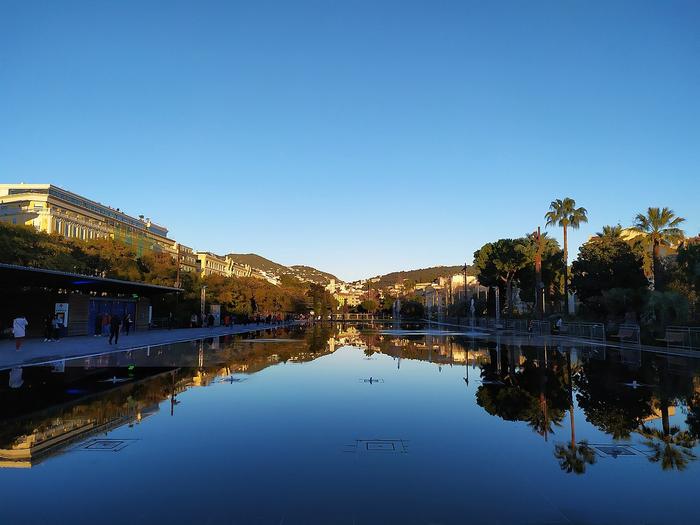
left=571, top=237, right=648, bottom=313
left=632, top=207, right=685, bottom=290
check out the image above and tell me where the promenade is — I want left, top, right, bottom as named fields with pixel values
left=0, top=323, right=289, bottom=370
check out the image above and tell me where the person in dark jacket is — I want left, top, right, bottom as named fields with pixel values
left=44, top=314, right=54, bottom=342
left=109, top=314, right=121, bottom=345
left=123, top=313, right=132, bottom=335
left=94, top=313, right=103, bottom=337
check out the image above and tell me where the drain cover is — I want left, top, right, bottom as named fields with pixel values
left=343, top=439, right=408, bottom=455
left=359, top=378, right=384, bottom=384
left=77, top=439, right=136, bottom=452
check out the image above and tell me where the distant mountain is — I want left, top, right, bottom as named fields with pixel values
left=226, top=253, right=340, bottom=286
left=369, top=265, right=475, bottom=288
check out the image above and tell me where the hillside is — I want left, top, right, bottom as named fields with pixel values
left=371, top=265, right=474, bottom=288
left=226, top=253, right=339, bottom=286
left=290, top=265, right=339, bottom=284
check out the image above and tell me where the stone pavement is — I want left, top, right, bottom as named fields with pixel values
left=0, top=323, right=290, bottom=370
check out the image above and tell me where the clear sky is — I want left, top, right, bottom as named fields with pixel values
left=1, top=1, right=698, bottom=281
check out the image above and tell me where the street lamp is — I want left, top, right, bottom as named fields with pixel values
left=492, top=286, right=500, bottom=326
left=200, top=285, right=207, bottom=322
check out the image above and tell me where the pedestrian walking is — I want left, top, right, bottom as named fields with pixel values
left=102, top=313, right=111, bottom=336
left=109, top=314, right=121, bottom=345
left=207, top=313, right=214, bottom=328
left=190, top=313, right=198, bottom=328
left=44, top=314, right=54, bottom=341
left=13, top=315, right=29, bottom=351
left=94, top=313, right=103, bottom=337
left=51, top=314, right=63, bottom=341
left=123, top=313, right=132, bottom=335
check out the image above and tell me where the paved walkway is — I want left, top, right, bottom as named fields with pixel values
left=0, top=323, right=290, bottom=370
left=423, top=319, right=700, bottom=358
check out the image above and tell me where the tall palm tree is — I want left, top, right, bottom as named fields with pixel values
left=545, top=198, right=588, bottom=314
left=632, top=207, right=685, bottom=290
left=595, top=224, right=623, bottom=240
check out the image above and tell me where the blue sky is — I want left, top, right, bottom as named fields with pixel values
left=1, top=1, right=698, bottom=281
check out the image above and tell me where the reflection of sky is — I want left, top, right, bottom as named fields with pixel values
left=1, top=328, right=700, bottom=523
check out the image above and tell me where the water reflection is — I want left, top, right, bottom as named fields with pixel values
left=3, top=322, right=700, bottom=479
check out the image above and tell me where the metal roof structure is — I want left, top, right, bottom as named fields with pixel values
left=0, top=263, right=182, bottom=295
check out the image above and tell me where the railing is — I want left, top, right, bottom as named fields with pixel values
left=663, top=326, right=700, bottom=351
left=529, top=320, right=551, bottom=336
left=560, top=321, right=606, bottom=342
left=331, top=313, right=376, bottom=321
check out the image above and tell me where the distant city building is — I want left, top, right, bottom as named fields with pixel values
left=0, top=183, right=196, bottom=273
left=197, top=252, right=232, bottom=277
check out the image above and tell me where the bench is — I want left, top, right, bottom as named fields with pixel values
left=610, top=326, right=639, bottom=343
left=657, top=331, right=688, bottom=348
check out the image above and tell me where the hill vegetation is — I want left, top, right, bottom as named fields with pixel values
left=227, top=253, right=338, bottom=285
left=371, top=265, right=474, bottom=288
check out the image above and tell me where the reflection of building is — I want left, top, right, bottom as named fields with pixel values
left=643, top=405, right=676, bottom=422
left=0, top=183, right=195, bottom=272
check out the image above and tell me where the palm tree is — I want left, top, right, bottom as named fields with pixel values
left=595, top=224, right=623, bottom=240
left=638, top=424, right=696, bottom=471
left=545, top=198, right=588, bottom=314
left=632, top=207, right=685, bottom=290
left=554, top=440, right=596, bottom=474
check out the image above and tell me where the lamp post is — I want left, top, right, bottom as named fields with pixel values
left=534, top=227, right=544, bottom=320
left=200, top=285, right=207, bottom=322
left=462, top=263, right=468, bottom=320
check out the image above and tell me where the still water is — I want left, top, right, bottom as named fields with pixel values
left=2, top=324, right=700, bottom=524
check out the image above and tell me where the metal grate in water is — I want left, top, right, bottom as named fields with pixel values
left=76, top=439, right=136, bottom=452
left=358, top=378, right=384, bottom=384
left=590, top=444, right=646, bottom=458
left=214, top=376, right=248, bottom=384
left=343, top=439, right=408, bottom=455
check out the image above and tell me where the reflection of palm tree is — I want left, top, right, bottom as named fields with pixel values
left=554, top=441, right=596, bottom=474
left=554, top=352, right=596, bottom=474
left=638, top=424, right=697, bottom=471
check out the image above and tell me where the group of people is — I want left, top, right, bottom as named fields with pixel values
left=43, top=313, right=65, bottom=342
left=185, top=312, right=285, bottom=329
left=190, top=313, right=216, bottom=328
left=94, top=312, right=133, bottom=345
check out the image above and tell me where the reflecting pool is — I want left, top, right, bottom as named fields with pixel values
left=2, top=323, right=700, bottom=524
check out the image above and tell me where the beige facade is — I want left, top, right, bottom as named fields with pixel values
left=197, top=252, right=231, bottom=277
left=0, top=183, right=195, bottom=272
left=196, top=252, right=253, bottom=279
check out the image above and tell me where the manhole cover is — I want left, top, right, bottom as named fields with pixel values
left=76, top=439, right=136, bottom=452
left=343, top=439, right=408, bottom=455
